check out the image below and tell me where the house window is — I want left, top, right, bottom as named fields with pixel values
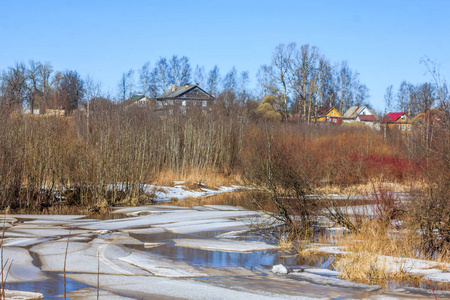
left=182, top=100, right=186, bottom=106
left=333, top=118, right=337, bottom=123
left=401, top=115, right=405, bottom=120
left=407, top=124, right=411, bottom=131
left=202, top=101, right=207, bottom=107
left=167, top=100, right=174, bottom=105
left=397, top=125, right=401, bottom=130
left=402, top=124, right=406, bottom=131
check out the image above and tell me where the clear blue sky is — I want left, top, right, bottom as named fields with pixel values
left=1, top=0, right=448, bottom=110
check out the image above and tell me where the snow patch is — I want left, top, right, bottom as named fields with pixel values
left=173, top=238, right=278, bottom=252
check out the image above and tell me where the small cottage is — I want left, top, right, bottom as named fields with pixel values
left=385, top=112, right=411, bottom=132
left=342, top=106, right=375, bottom=123
left=311, top=107, right=342, bottom=124
left=156, top=84, right=214, bottom=114
left=123, top=94, right=154, bottom=106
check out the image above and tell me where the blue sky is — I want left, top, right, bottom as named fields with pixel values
left=0, top=0, right=448, bottom=110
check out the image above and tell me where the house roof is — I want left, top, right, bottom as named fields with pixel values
left=385, top=112, right=406, bottom=123
left=122, top=94, right=148, bottom=106
left=358, top=115, right=376, bottom=122
left=316, top=107, right=335, bottom=116
left=343, top=106, right=367, bottom=119
left=156, top=84, right=213, bottom=100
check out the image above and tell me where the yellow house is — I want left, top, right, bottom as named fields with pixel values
left=311, top=107, right=343, bottom=124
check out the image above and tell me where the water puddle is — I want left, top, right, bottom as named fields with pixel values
left=5, top=273, right=91, bottom=299
left=129, top=230, right=296, bottom=268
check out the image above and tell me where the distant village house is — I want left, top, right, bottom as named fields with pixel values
left=311, top=107, right=342, bottom=124
left=156, top=84, right=214, bottom=114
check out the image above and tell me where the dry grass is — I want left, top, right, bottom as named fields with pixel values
left=334, top=220, right=418, bottom=259
left=328, top=219, right=450, bottom=286
left=334, top=252, right=409, bottom=284
left=316, top=179, right=426, bottom=196
left=169, top=190, right=252, bottom=208
left=152, top=169, right=242, bottom=188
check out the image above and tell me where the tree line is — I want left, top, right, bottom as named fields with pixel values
left=1, top=44, right=448, bottom=121
left=384, top=58, right=449, bottom=117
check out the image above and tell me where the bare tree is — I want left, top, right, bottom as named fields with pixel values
left=193, top=64, right=206, bottom=87
left=384, top=85, right=394, bottom=112
left=126, top=69, right=135, bottom=99
left=118, top=72, right=127, bottom=101
left=256, top=65, right=277, bottom=98
left=154, top=57, right=170, bottom=94
left=168, top=55, right=192, bottom=86
left=421, top=57, right=449, bottom=115
left=337, top=61, right=352, bottom=114
left=139, top=62, right=151, bottom=97
left=60, top=70, right=84, bottom=115
left=0, top=62, right=28, bottom=109
left=223, top=67, right=238, bottom=93
left=26, top=60, right=43, bottom=112
left=396, top=81, right=410, bottom=112
left=289, top=44, right=319, bottom=119
left=179, top=56, right=191, bottom=85
left=271, top=43, right=295, bottom=120
left=207, top=65, right=221, bottom=96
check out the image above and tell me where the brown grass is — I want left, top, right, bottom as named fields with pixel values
left=316, top=180, right=426, bottom=196
left=334, top=220, right=418, bottom=259
left=152, top=169, right=243, bottom=188
left=169, top=190, right=252, bottom=208
left=334, top=252, right=409, bottom=285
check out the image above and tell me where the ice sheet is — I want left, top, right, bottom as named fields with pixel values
left=289, top=272, right=380, bottom=291
left=1, top=237, right=53, bottom=247
left=304, top=269, right=340, bottom=276
left=121, top=227, right=166, bottom=235
left=425, top=272, right=450, bottom=283
left=91, top=232, right=142, bottom=245
left=118, top=251, right=207, bottom=277
left=78, top=210, right=259, bottom=231
left=30, top=241, right=150, bottom=275
left=156, top=218, right=247, bottom=234
left=64, top=287, right=134, bottom=300
left=3, top=247, right=47, bottom=282
left=203, top=205, right=245, bottom=211
left=1, top=214, right=87, bottom=220
left=173, top=238, right=278, bottom=252
left=6, top=227, right=88, bottom=237
left=65, top=273, right=319, bottom=299
left=3, top=290, right=44, bottom=299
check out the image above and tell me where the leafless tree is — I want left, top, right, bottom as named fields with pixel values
left=207, top=65, right=221, bottom=97
left=271, top=43, right=295, bottom=119
left=0, top=62, right=28, bottom=109
left=384, top=85, right=394, bottom=112
left=126, top=69, right=135, bottom=99
left=154, top=57, right=170, bottom=94
left=139, top=62, right=152, bottom=97
left=421, top=57, right=449, bottom=115
left=193, top=64, right=206, bottom=87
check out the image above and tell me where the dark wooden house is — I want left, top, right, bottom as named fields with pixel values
left=156, top=84, right=214, bottom=114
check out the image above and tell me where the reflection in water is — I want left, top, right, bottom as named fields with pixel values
left=150, top=244, right=286, bottom=268
left=131, top=230, right=298, bottom=268
left=5, top=273, right=90, bottom=300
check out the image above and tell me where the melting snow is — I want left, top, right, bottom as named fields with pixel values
left=173, top=238, right=278, bottom=252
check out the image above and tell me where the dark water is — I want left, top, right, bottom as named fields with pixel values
left=5, top=273, right=90, bottom=300
left=129, top=230, right=297, bottom=268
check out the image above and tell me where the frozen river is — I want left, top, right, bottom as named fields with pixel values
left=1, top=204, right=449, bottom=299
